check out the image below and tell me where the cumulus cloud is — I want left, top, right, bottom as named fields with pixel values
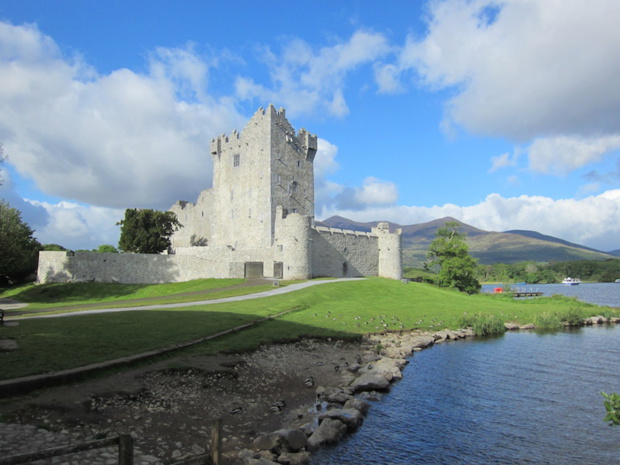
left=527, top=135, right=620, bottom=175
left=320, top=176, right=398, bottom=212
left=235, top=30, right=391, bottom=117
left=28, top=200, right=125, bottom=249
left=0, top=21, right=243, bottom=211
left=381, top=0, right=620, bottom=176
left=319, top=190, right=620, bottom=252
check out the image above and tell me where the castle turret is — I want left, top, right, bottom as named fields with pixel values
left=374, top=222, right=403, bottom=280
left=274, top=206, right=312, bottom=280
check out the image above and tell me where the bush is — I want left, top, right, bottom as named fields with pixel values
left=555, top=307, right=585, bottom=326
left=533, top=312, right=562, bottom=330
left=602, top=392, right=620, bottom=426
left=460, top=312, right=505, bottom=336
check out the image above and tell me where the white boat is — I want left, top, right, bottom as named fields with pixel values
left=562, top=277, right=580, bottom=285
left=615, top=279, right=620, bottom=283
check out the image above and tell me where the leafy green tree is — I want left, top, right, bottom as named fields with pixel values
left=602, top=392, right=620, bottom=426
left=427, top=221, right=480, bottom=294
left=0, top=200, right=42, bottom=283
left=42, top=243, right=68, bottom=251
left=95, top=244, right=118, bottom=253
left=117, top=208, right=182, bottom=254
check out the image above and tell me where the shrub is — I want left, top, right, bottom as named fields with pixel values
left=602, top=392, right=620, bottom=426
left=533, top=312, right=562, bottom=330
left=460, top=312, right=505, bottom=336
left=556, top=307, right=585, bottom=326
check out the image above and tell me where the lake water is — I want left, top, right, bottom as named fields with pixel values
left=482, top=282, right=620, bottom=308
left=312, top=285, right=620, bottom=465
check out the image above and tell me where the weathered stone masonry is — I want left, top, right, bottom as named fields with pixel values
left=37, top=105, right=402, bottom=284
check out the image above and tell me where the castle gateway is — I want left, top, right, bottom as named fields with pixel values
left=37, top=106, right=402, bottom=284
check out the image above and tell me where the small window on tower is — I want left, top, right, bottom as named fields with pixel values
left=233, top=154, right=240, bottom=167
left=297, top=160, right=302, bottom=168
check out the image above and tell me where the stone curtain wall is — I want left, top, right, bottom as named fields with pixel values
left=311, top=227, right=380, bottom=278
left=169, top=189, right=214, bottom=249
left=37, top=251, right=233, bottom=284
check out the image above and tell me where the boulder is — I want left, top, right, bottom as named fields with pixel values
left=277, top=451, right=312, bottom=465
left=504, top=323, right=520, bottom=331
left=350, top=371, right=391, bottom=392
left=343, top=397, right=370, bottom=415
left=238, top=449, right=279, bottom=465
left=315, top=386, right=353, bottom=404
left=405, top=335, right=435, bottom=349
left=252, top=429, right=307, bottom=453
left=520, top=323, right=535, bottom=330
left=306, top=418, right=347, bottom=451
left=318, top=408, right=364, bottom=432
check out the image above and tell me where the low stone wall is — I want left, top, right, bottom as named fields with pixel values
left=36, top=251, right=232, bottom=284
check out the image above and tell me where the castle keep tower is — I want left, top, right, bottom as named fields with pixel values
left=209, top=106, right=317, bottom=250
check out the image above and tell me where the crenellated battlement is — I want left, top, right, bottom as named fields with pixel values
left=210, top=104, right=317, bottom=160
left=314, top=225, right=376, bottom=239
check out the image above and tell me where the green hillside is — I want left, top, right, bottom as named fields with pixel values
left=319, top=216, right=616, bottom=267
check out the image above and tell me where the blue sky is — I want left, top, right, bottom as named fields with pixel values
left=1, top=0, right=620, bottom=252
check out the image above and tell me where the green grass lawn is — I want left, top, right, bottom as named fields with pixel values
left=0, top=278, right=278, bottom=312
left=0, top=278, right=616, bottom=381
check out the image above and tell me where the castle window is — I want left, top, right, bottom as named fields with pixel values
left=297, top=160, right=302, bottom=168
left=233, top=154, right=240, bottom=167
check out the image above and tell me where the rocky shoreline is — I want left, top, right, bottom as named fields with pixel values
left=1, top=315, right=618, bottom=465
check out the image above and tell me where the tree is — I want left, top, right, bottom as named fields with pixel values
left=95, top=244, right=118, bottom=253
left=117, top=208, right=182, bottom=254
left=427, top=221, right=480, bottom=294
left=0, top=200, right=42, bottom=283
left=42, top=243, right=68, bottom=251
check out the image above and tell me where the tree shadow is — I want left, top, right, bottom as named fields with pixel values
left=0, top=309, right=360, bottom=395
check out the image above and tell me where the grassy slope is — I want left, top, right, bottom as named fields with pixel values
left=0, top=278, right=615, bottom=380
left=0, top=279, right=278, bottom=311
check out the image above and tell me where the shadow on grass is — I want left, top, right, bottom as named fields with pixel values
left=0, top=307, right=358, bottom=390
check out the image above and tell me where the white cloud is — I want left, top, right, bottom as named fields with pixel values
left=28, top=200, right=124, bottom=249
left=398, top=0, right=620, bottom=139
left=356, top=177, right=398, bottom=206
left=235, top=30, right=391, bottom=117
left=318, top=190, right=620, bottom=252
left=489, top=151, right=519, bottom=173
left=318, top=176, right=399, bottom=213
left=527, top=135, right=620, bottom=175
left=0, top=21, right=244, bottom=211
left=384, top=0, right=620, bottom=177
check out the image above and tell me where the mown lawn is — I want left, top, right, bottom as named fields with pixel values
left=0, top=278, right=615, bottom=380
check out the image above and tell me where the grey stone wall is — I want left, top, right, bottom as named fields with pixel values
left=37, top=251, right=232, bottom=284
left=311, top=227, right=380, bottom=278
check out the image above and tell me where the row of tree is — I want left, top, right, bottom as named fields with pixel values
left=477, top=259, right=620, bottom=283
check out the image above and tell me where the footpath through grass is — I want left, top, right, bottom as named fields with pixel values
left=0, top=278, right=616, bottom=381
left=0, top=278, right=276, bottom=312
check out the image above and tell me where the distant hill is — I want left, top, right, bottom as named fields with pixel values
left=318, top=216, right=617, bottom=267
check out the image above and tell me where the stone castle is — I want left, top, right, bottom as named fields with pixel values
left=37, top=105, right=402, bottom=283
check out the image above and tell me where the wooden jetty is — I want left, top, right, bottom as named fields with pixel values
left=513, top=291, right=543, bottom=297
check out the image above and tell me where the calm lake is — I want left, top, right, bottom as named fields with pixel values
left=312, top=284, right=620, bottom=464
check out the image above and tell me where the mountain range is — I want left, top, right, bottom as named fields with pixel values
left=317, top=216, right=620, bottom=268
